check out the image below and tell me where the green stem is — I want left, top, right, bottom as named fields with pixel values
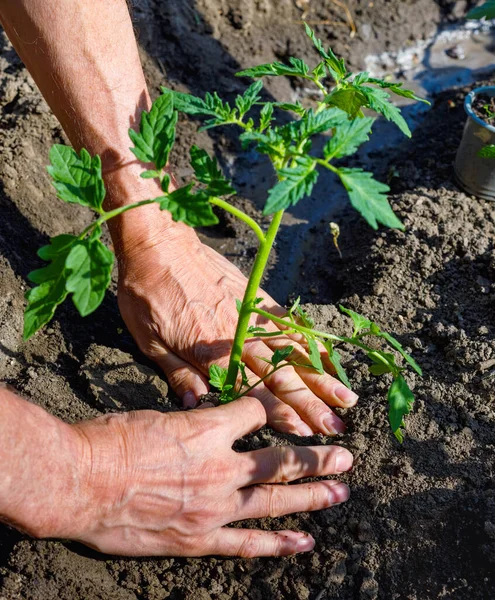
left=232, top=360, right=309, bottom=400
left=224, top=210, right=284, bottom=390
left=315, top=158, right=339, bottom=172
left=252, top=307, right=378, bottom=354
left=209, top=197, right=265, bottom=244
left=78, top=198, right=159, bottom=240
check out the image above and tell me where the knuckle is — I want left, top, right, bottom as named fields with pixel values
left=237, top=532, right=263, bottom=558
left=244, top=397, right=268, bottom=427
left=299, top=397, right=326, bottom=419
left=305, top=483, right=324, bottom=511
left=266, top=485, right=288, bottom=518
left=266, top=368, right=293, bottom=390
left=273, top=447, right=294, bottom=483
left=275, top=405, right=297, bottom=424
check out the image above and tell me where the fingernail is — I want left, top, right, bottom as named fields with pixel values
left=328, top=482, right=351, bottom=504
left=295, top=534, right=315, bottom=553
left=335, top=448, right=353, bottom=473
left=335, top=385, right=359, bottom=406
left=183, top=392, right=197, bottom=409
left=296, top=423, right=314, bottom=437
left=323, top=413, right=346, bottom=435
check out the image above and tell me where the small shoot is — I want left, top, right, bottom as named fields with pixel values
left=24, top=26, right=422, bottom=440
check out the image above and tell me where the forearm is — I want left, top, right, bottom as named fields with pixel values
left=0, top=0, right=192, bottom=254
left=0, top=386, right=85, bottom=538
left=0, top=0, right=146, bottom=179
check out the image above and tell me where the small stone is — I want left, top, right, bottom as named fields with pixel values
left=360, top=577, right=379, bottom=599
left=27, top=367, right=37, bottom=379
left=327, top=559, right=347, bottom=584
left=357, top=520, right=373, bottom=542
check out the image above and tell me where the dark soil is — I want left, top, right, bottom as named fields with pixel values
left=1, top=1, right=495, bottom=599
left=472, top=93, right=495, bottom=126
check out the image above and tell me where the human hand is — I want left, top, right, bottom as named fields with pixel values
left=56, top=397, right=352, bottom=557
left=115, top=202, right=358, bottom=437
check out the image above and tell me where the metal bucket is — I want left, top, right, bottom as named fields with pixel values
left=454, top=86, right=495, bottom=201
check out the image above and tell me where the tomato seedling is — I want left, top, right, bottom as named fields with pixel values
left=24, top=25, right=424, bottom=441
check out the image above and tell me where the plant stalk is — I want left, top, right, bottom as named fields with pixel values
left=223, top=209, right=284, bottom=394
left=78, top=198, right=158, bottom=240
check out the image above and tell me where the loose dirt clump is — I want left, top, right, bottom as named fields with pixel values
left=1, top=1, right=494, bottom=599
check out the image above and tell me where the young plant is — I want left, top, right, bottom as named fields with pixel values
left=24, top=25, right=424, bottom=442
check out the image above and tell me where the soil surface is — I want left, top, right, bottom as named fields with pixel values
left=1, top=1, right=495, bottom=599
left=473, top=93, right=495, bottom=125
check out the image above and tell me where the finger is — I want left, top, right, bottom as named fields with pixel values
left=205, top=528, right=315, bottom=557
left=247, top=383, right=314, bottom=436
left=237, top=445, right=353, bottom=487
left=208, top=395, right=268, bottom=442
left=146, top=340, right=209, bottom=408
left=261, top=336, right=359, bottom=408
left=242, top=339, right=345, bottom=435
left=237, top=480, right=350, bottom=520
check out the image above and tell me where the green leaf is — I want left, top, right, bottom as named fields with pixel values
left=259, top=103, right=275, bottom=130
left=272, top=101, right=306, bottom=116
left=467, top=0, right=495, bottom=19
left=165, top=88, right=218, bottom=116
left=24, top=235, right=78, bottom=340
left=337, top=167, right=404, bottom=230
left=235, top=298, right=242, bottom=314
left=368, top=351, right=396, bottom=376
left=288, top=296, right=301, bottom=317
left=239, top=361, right=250, bottom=387
left=388, top=375, right=415, bottom=443
left=363, top=77, right=430, bottom=104
left=325, top=87, right=367, bottom=118
left=209, top=364, right=229, bottom=390
left=247, top=326, right=268, bottom=335
left=264, top=156, right=318, bottom=214
left=479, top=144, right=495, bottom=158
left=159, top=185, right=219, bottom=228
left=356, top=86, right=411, bottom=137
left=190, top=146, right=235, bottom=196
left=65, top=234, right=114, bottom=317
left=379, top=332, right=423, bottom=376
left=295, top=304, right=315, bottom=329
left=239, top=129, right=286, bottom=156
left=307, top=337, right=324, bottom=374
left=140, top=169, right=162, bottom=179
left=271, top=345, right=294, bottom=366
left=236, top=57, right=311, bottom=79
left=235, top=81, right=263, bottom=117
left=304, top=23, right=347, bottom=82
left=164, top=87, right=235, bottom=129
left=161, top=173, right=171, bottom=193
left=276, top=107, right=347, bottom=143
left=323, top=342, right=351, bottom=388
left=47, top=146, right=106, bottom=212
left=312, top=61, right=327, bottom=81
left=339, top=305, right=372, bottom=334
left=324, top=117, right=374, bottom=159
left=369, top=363, right=393, bottom=376
left=129, top=92, right=178, bottom=170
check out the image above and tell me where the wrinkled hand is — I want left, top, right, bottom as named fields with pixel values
left=66, top=397, right=352, bottom=557
left=116, top=213, right=358, bottom=437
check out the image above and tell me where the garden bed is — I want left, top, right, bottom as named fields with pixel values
left=1, top=1, right=495, bottom=599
